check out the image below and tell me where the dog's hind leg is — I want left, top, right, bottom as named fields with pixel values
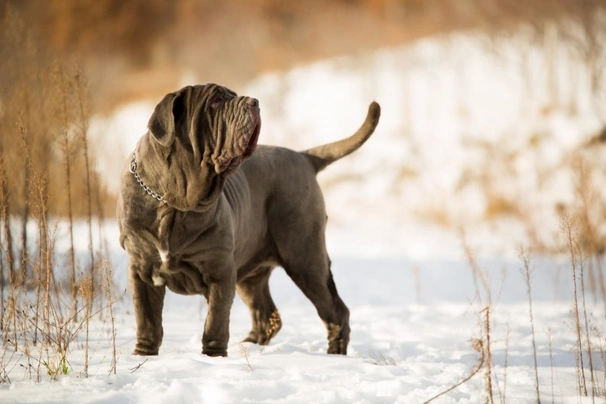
left=282, top=252, right=350, bottom=355
left=237, top=266, right=282, bottom=345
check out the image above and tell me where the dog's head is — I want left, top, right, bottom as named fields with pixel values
left=141, top=84, right=261, bottom=211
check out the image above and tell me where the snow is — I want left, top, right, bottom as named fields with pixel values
left=4, top=29, right=606, bottom=403
left=1, top=243, right=602, bottom=403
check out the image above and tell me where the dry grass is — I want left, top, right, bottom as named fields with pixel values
left=0, top=19, right=119, bottom=380
left=520, top=247, right=541, bottom=403
left=0, top=6, right=115, bottom=218
left=422, top=338, right=486, bottom=404
left=0, top=227, right=120, bottom=382
left=239, top=343, right=254, bottom=373
left=436, top=227, right=606, bottom=402
left=365, top=350, right=397, bottom=367
left=561, top=213, right=606, bottom=397
left=463, top=239, right=496, bottom=403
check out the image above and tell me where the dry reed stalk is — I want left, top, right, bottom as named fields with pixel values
left=0, top=148, right=15, bottom=284
left=0, top=147, right=17, bottom=360
left=5, top=283, right=17, bottom=350
left=0, top=238, right=3, bottom=337
left=423, top=338, right=486, bottom=404
left=501, top=321, right=510, bottom=404
left=594, top=325, right=606, bottom=396
left=520, top=247, right=541, bottom=403
left=573, top=157, right=606, bottom=310
left=578, top=249, right=598, bottom=396
left=461, top=234, right=498, bottom=402
left=21, top=295, right=33, bottom=381
left=130, top=359, right=148, bottom=374
left=17, top=120, right=31, bottom=287
left=75, top=69, right=96, bottom=303
left=35, top=336, right=43, bottom=382
left=19, top=180, right=29, bottom=287
left=79, top=277, right=94, bottom=377
left=33, top=215, right=44, bottom=346
left=461, top=231, right=491, bottom=305
left=56, top=65, right=78, bottom=320
left=561, top=215, right=588, bottom=396
left=481, top=306, right=494, bottom=404
left=0, top=347, right=15, bottom=383
left=546, top=328, right=556, bottom=404
left=0, top=148, right=7, bottom=333
left=239, top=343, right=254, bottom=372
left=101, top=261, right=117, bottom=375
left=93, top=170, right=108, bottom=311
left=42, top=206, right=52, bottom=349
left=31, top=154, right=51, bottom=347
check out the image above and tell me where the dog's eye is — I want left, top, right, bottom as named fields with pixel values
left=210, top=95, right=222, bottom=107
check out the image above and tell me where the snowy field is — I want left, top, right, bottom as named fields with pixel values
left=2, top=235, right=601, bottom=403
left=3, top=29, right=606, bottom=403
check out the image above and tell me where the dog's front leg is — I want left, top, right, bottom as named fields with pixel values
left=129, top=266, right=166, bottom=355
left=201, top=266, right=236, bottom=357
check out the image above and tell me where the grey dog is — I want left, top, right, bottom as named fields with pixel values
left=117, top=83, right=381, bottom=357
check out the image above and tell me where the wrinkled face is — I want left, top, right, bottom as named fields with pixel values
left=152, top=83, right=260, bottom=173
left=146, top=84, right=261, bottom=210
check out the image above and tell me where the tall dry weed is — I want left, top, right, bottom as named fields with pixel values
left=520, top=247, right=542, bottom=403
left=561, top=214, right=588, bottom=396
left=0, top=8, right=117, bottom=383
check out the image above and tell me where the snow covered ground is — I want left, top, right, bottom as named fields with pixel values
left=3, top=28, right=606, bottom=403
left=2, top=235, right=602, bottom=403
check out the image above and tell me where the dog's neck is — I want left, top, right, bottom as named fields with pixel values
left=131, top=140, right=226, bottom=213
left=129, top=152, right=167, bottom=205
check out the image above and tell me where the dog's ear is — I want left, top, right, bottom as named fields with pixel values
left=148, top=91, right=185, bottom=148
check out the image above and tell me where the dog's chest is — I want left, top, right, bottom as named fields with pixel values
left=160, top=211, right=211, bottom=257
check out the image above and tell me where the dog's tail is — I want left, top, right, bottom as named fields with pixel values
left=302, top=102, right=381, bottom=173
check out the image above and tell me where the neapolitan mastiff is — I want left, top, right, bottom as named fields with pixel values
left=117, top=84, right=381, bottom=356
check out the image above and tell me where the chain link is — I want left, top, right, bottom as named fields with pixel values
left=129, top=153, right=167, bottom=204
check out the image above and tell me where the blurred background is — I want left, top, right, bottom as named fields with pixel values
left=1, top=0, right=606, bottom=260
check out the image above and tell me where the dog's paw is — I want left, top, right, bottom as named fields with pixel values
left=327, top=323, right=348, bottom=355
left=327, top=339, right=347, bottom=355
left=132, top=346, right=159, bottom=356
left=202, top=347, right=227, bottom=357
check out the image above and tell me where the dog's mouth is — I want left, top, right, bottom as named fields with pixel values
left=243, top=121, right=260, bottom=159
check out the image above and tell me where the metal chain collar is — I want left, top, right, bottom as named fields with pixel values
left=129, top=153, right=167, bottom=204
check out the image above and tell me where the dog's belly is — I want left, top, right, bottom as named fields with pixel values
left=159, top=251, right=276, bottom=296
left=235, top=249, right=280, bottom=282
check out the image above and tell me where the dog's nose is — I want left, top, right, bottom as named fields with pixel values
left=246, top=97, right=259, bottom=108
